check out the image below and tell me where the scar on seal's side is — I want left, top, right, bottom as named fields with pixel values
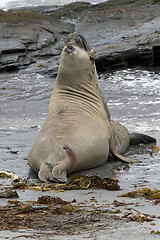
left=28, top=32, right=156, bottom=183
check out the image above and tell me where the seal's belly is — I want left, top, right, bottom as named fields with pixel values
left=65, top=124, right=110, bottom=171
left=37, top=112, right=110, bottom=172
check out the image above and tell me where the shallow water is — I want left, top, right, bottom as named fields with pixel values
left=99, top=69, right=160, bottom=132
left=0, top=0, right=108, bottom=10
left=0, top=68, right=160, bottom=205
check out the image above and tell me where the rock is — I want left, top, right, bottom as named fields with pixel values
left=0, top=189, right=19, bottom=198
left=0, top=0, right=160, bottom=75
left=0, top=11, right=74, bottom=75
left=48, top=2, right=92, bottom=19
left=74, top=0, right=160, bottom=71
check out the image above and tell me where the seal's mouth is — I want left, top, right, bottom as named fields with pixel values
left=66, top=32, right=91, bottom=52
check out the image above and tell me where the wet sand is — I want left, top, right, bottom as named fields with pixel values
left=0, top=68, right=160, bottom=239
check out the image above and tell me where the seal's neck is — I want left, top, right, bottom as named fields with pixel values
left=55, top=63, right=101, bottom=101
left=52, top=64, right=105, bottom=118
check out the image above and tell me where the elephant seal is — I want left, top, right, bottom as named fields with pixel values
left=28, top=32, right=156, bottom=183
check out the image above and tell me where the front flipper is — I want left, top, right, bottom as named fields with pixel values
left=111, top=151, right=136, bottom=163
left=130, top=133, right=156, bottom=145
left=52, top=163, right=68, bottom=183
left=110, top=135, right=136, bottom=163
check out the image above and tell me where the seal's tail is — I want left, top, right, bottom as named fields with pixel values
left=129, top=133, right=156, bottom=145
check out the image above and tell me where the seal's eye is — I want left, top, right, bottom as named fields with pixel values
left=65, top=46, right=75, bottom=54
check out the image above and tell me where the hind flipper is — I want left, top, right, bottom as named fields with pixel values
left=38, top=161, right=68, bottom=183
left=38, top=162, right=55, bottom=182
left=130, top=133, right=156, bottom=145
left=38, top=162, right=51, bottom=182
left=52, top=163, right=68, bottom=183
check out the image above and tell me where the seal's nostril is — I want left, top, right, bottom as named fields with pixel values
left=65, top=45, right=75, bottom=54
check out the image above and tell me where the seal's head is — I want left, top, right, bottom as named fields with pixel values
left=57, top=32, right=96, bottom=84
left=65, top=32, right=92, bottom=53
